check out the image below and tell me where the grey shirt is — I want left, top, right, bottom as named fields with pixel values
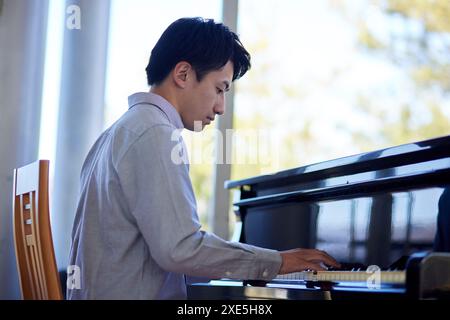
left=67, top=92, right=282, bottom=300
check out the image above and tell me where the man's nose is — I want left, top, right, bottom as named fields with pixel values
left=214, top=98, right=225, bottom=115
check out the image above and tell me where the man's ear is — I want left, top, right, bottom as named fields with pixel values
left=172, top=61, right=192, bottom=89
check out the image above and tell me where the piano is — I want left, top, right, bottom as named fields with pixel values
left=187, top=135, right=450, bottom=300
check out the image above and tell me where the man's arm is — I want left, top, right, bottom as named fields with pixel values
left=116, top=124, right=339, bottom=280
left=116, top=124, right=281, bottom=280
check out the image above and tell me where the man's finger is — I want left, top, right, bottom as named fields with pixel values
left=308, top=250, right=341, bottom=268
left=302, top=262, right=327, bottom=272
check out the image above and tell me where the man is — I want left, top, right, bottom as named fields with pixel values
left=67, top=17, right=339, bottom=300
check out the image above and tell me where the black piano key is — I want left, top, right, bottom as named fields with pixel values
left=387, top=255, right=410, bottom=270
left=326, top=256, right=411, bottom=272
left=327, top=262, right=368, bottom=271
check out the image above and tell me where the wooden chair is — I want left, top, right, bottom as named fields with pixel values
left=12, top=160, right=63, bottom=300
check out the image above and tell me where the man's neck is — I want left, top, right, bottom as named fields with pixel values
left=149, top=86, right=180, bottom=114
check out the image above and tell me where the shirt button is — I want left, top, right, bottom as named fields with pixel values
left=262, top=270, right=269, bottom=277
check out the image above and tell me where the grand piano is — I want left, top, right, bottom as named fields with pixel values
left=187, top=135, right=450, bottom=300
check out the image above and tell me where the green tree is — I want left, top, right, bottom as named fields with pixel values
left=350, top=0, right=450, bottom=146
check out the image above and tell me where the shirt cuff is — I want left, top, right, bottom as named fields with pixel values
left=250, top=246, right=282, bottom=280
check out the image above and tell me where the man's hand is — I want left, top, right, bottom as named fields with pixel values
left=278, top=248, right=341, bottom=274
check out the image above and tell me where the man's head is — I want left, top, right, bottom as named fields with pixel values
left=146, top=17, right=251, bottom=131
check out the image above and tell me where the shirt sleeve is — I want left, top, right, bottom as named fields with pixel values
left=116, top=124, right=282, bottom=281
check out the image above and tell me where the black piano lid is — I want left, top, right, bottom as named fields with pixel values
left=225, top=134, right=450, bottom=195
left=225, top=134, right=450, bottom=189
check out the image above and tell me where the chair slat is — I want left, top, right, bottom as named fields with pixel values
left=18, top=194, right=37, bottom=299
left=13, top=160, right=63, bottom=300
left=30, top=191, right=49, bottom=300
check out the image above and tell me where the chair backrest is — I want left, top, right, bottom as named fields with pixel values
left=12, top=160, right=63, bottom=300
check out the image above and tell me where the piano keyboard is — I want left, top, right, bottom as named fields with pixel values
left=275, top=270, right=406, bottom=284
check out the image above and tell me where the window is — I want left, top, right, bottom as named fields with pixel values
left=233, top=0, right=450, bottom=181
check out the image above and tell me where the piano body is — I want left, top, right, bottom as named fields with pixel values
left=188, top=135, right=450, bottom=299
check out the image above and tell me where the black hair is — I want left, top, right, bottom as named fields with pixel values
left=146, top=17, right=251, bottom=86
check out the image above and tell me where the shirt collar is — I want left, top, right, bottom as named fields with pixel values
left=128, top=92, right=184, bottom=129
